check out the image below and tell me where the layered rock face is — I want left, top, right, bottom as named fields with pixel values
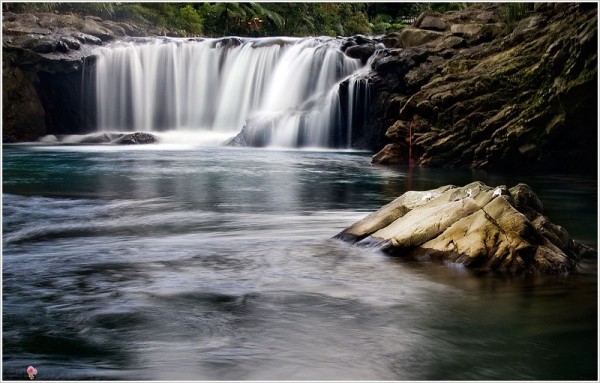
left=335, top=182, right=595, bottom=274
left=367, top=3, right=597, bottom=173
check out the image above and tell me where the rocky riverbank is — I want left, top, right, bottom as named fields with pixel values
left=335, top=182, right=596, bottom=274
left=364, top=3, right=597, bottom=173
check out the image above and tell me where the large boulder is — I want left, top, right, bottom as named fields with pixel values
left=342, top=35, right=382, bottom=63
left=335, top=182, right=596, bottom=274
left=344, top=44, right=376, bottom=63
left=415, top=14, right=448, bottom=31
left=395, top=28, right=446, bottom=48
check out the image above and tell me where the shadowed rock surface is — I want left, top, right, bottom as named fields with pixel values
left=2, top=11, right=164, bottom=142
left=335, top=182, right=596, bottom=274
left=367, top=3, right=597, bottom=173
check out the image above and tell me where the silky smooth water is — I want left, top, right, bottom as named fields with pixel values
left=93, top=37, right=365, bottom=148
left=2, top=145, right=597, bottom=380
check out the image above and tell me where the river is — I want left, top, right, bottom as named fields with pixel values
left=2, top=144, right=597, bottom=380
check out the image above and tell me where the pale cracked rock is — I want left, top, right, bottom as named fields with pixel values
left=335, top=182, right=596, bottom=274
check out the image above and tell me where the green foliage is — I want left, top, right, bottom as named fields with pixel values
left=372, top=22, right=391, bottom=35
left=503, top=3, right=529, bottom=31
left=55, top=3, right=116, bottom=18
left=409, top=3, right=433, bottom=16
left=111, top=4, right=156, bottom=25
left=3, top=2, right=470, bottom=37
left=431, top=3, right=468, bottom=13
left=389, top=23, right=409, bottom=33
left=178, top=5, right=203, bottom=35
left=373, top=13, right=393, bottom=24
left=343, top=12, right=372, bottom=35
left=3, top=2, right=58, bottom=13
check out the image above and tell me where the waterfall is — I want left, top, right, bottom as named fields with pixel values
left=93, top=37, right=367, bottom=148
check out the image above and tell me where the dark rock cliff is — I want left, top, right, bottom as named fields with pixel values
left=2, top=11, right=154, bottom=142
left=366, top=3, right=597, bottom=174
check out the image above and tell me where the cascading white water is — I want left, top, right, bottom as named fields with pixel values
left=93, top=37, right=366, bottom=147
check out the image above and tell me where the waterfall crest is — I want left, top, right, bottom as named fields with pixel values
left=94, top=37, right=367, bottom=148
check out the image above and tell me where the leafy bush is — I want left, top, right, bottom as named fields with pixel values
left=391, top=23, right=409, bottom=32
left=2, top=2, right=471, bottom=37
left=503, top=3, right=529, bottom=31
left=178, top=5, right=202, bottom=35
left=55, top=3, right=116, bottom=18
left=372, top=22, right=392, bottom=35
left=343, top=12, right=372, bottom=36
left=3, top=3, right=57, bottom=13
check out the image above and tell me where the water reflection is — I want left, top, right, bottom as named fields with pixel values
left=2, top=145, right=597, bottom=380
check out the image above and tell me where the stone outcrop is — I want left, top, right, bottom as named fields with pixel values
left=335, top=182, right=596, bottom=274
left=2, top=11, right=165, bottom=142
left=341, top=35, right=384, bottom=63
left=367, top=3, right=597, bottom=174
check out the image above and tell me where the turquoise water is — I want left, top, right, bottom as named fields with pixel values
left=2, top=144, right=597, bottom=380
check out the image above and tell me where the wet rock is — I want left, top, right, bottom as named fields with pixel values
left=59, top=35, right=81, bottom=50
left=55, top=39, right=70, bottom=53
left=342, top=35, right=381, bottom=63
left=213, top=37, right=243, bottom=48
left=116, top=132, right=158, bottom=145
left=71, top=32, right=102, bottom=45
left=371, top=143, right=405, bottom=165
left=335, top=182, right=595, bottom=274
left=341, top=39, right=357, bottom=52
left=226, top=132, right=248, bottom=147
left=12, top=34, right=57, bottom=53
left=344, top=44, right=376, bottom=63
left=354, top=35, right=376, bottom=45
left=381, top=32, right=402, bottom=48
left=80, top=18, right=114, bottom=41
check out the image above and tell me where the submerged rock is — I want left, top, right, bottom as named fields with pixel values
left=335, top=182, right=596, bottom=274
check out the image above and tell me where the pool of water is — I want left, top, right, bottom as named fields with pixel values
left=2, top=144, right=597, bottom=380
